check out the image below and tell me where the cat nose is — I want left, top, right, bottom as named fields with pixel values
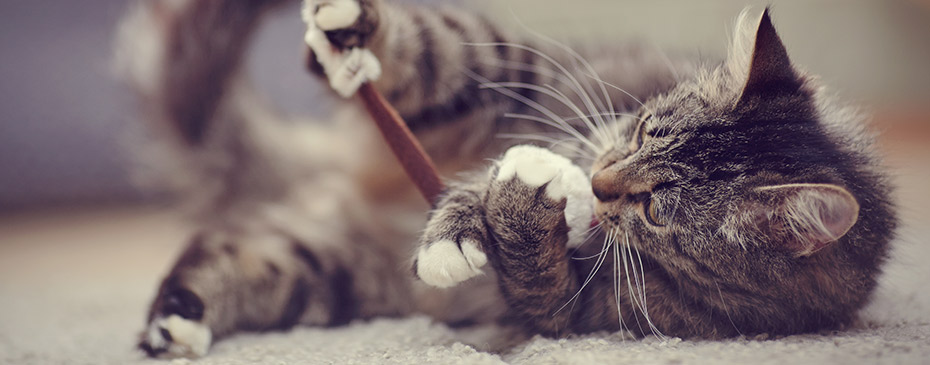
left=592, top=169, right=621, bottom=202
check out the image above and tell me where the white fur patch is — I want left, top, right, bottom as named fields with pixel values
left=302, top=0, right=381, bottom=98
left=496, top=145, right=594, bottom=248
left=417, top=239, right=487, bottom=288
left=314, top=0, right=362, bottom=31
left=145, top=315, right=212, bottom=358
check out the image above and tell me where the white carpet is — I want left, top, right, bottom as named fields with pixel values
left=1, top=147, right=928, bottom=364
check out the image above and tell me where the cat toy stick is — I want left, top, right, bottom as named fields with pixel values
left=356, top=83, right=445, bottom=206
left=302, top=6, right=443, bottom=206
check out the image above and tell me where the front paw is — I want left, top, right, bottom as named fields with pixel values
left=415, top=239, right=488, bottom=288
left=491, top=145, right=593, bottom=248
left=302, top=0, right=381, bottom=97
left=138, top=288, right=212, bottom=358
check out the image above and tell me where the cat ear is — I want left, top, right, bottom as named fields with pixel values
left=753, top=183, right=860, bottom=256
left=733, top=8, right=800, bottom=101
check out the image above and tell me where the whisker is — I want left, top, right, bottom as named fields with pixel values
left=612, top=232, right=622, bottom=338
left=555, top=230, right=611, bottom=316
left=504, top=13, right=619, bottom=147
left=563, top=112, right=639, bottom=123
left=484, top=80, right=607, bottom=151
left=496, top=133, right=595, bottom=161
left=466, top=42, right=611, bottom=151
left=621, top=232, right=647, bottom=336
left=715, top=280, right=744, bottom=336
left=543, top=83, right=612, bottom=150
left=569, top=222, right=607, bottom=254
left=466, top=77, right=597, bottom=151
left=650, top=43, right=681, bottom=81
left=464, top=67, right=594, bottom=148
left=630, top=242, right=667, bottom=340
left=473, top=57, right=620, bottom=150
left=582, top=71, right=650, bottom=113
left=501, top=112, right=600, bottom=153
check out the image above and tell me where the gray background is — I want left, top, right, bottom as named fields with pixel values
left=1, top=0, right=928, bottom=210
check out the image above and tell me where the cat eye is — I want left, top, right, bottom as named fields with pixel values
left=644, top=198, right=666, bottom=227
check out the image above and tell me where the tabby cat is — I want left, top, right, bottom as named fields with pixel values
left=115, top=0, right=896, bottom=358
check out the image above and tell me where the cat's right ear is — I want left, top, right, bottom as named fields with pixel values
left=729, top=8, right=802, bottom=104
left=741, top=183, right=860, bottom=257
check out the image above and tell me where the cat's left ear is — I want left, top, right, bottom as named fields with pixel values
left=733, top=8, right=801, bottom=102
left=751, top=183, right=860, bottom=256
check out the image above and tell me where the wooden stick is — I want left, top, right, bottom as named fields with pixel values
left=357, top=82, right=445, bottom=207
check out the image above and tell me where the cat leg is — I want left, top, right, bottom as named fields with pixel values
left=483, top=145, right=594, bottom=336
left=118, top=0, right=382, bottom=358
left=414, top=175, right=493, bottom=288
left=138, top=228, right=354, bottom=358
left=414, top=145, right=595, bottom=334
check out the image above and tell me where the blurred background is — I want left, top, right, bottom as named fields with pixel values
left=1, top=0, right=929, bottom=210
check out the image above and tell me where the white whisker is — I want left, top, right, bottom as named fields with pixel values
left=570, top=222, right=607, bottom=253
left=563, top=112, right=639, bottom=123
left=555, top=230, right=612, bottom=316
left=621, top=232, right=647, bottom=336
left=504, top=12, right=618, bottom=147
left=582, top=71, right=650, bottom=113
left=473, top=57, right=622, bottom=150
left=651, top=43, right=681, bottom=81
left=501, top=112, right=600, bottom=153
left=464, top=67, right=596, bottom=150
left=496, top=133, right=595, bottom=161
left=466, top=42, right=611, bottom=151
left=631, top=241, right=668, bottom=340
left=542, top=83, right=612, bottom=150
left=715, top=280, right=744, bottom=336
left=484, top=80, right=607, bottom=151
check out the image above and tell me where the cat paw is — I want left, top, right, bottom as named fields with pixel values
left=313, top=0, right=363, bottom=31
left=138, top=287, right=212, bottom=358
left=494, top=145, right=593, bottom=247
left=138, top=315, right=212, bottom=358
left=416, top=239, right=488, bottom=288
left=302, top=0, right=381, bottom=97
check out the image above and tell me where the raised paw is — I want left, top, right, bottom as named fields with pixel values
left=416, top=239, right=488, bottom=288
left=302, top=0, right=381, bottom=97
left=493, top=145, right=594, bottom=247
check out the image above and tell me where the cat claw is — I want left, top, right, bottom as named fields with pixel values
left=416, top=239, right=488, bottom=288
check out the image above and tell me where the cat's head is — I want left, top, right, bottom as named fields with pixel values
left=591, top=9, right=894, bottom=313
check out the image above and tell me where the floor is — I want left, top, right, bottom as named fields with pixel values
left=1, top=120, right=928, bottom=364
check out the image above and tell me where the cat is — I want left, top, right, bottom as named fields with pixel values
left=114, top=0, right=896, bottom=358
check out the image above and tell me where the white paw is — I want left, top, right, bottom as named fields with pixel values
left=314, top=0, right=361, bottom=30
left=143, top=315, right=212, bottom=358
left=416, top=239, right=487, bottom=288
left=302, top=0, right=380, bottom=98
left=496, top=145, right=594, bottom=247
